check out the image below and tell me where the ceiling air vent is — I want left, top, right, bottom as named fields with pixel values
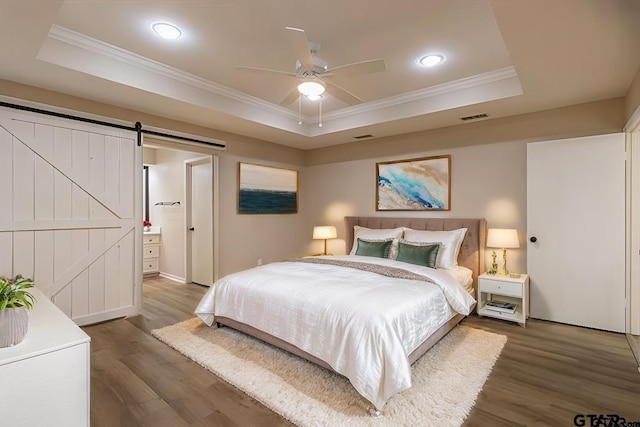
left=460, top=113, right=489, bottom=121
left=353, top=134, right=374, bottom=139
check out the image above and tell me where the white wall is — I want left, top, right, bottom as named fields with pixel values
left=301, top=140, right=528, bottom=274
left=148, top=148, right=203, bottom=281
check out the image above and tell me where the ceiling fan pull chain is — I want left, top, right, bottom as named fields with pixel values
left=298, top=95, right=302, bottom=125
left=319, top=97, right=323, bottom=128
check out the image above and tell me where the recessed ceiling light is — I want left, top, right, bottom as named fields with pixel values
left=152, top=22, right=182, bottom=40
left=419, top=54, right=445, bottom=67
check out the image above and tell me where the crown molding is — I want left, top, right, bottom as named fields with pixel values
left=47, top=25, right=300, bottom=118
left=323, top=66, right=519, bottom=121
left=40, top=25, right=522, bottom=138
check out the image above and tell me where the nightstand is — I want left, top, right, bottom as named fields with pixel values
left=143, top=232, right=161, bottom=275
left=477, top=272, right=529, bottom=327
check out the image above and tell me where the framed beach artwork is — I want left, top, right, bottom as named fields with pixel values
left=238, top=162, right=298, bottom=214
left=376, top=155, right=451, bottom=211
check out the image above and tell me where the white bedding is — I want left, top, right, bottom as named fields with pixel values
left=195, top=255, right=476, bottom=410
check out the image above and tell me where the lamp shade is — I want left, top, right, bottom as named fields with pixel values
left=313, top=226, right=337, bottom=240
left=486, top=228, right=520, bottom=249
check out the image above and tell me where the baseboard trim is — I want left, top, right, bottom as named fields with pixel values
left=626, top=333, right=640, bottom=368
left=73, top=305, right=137, bottom=326
left=159, top=272, right=186, bottom=284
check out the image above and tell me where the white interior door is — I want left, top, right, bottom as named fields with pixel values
left=190, top=160, right=213, bottom=286
left=527, top=133, right=625, bottom=332
left=0, top=108, right=141, bottom=326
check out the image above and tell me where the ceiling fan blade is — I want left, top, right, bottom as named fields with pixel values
left=280, top=87, right=300, bottom=105
left=235, top=65, right=297, bottom=77
left=323, top=79, right=364, bottom=105
left=285, top=26, right=314, bottom=70
left=326, top=58, right=387, bottom=77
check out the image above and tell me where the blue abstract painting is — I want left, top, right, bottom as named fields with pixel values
left=376, top=155, right=450, bottom=211
left=239, top=163, right=298, bottom=214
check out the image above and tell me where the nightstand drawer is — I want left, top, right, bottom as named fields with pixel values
left=143, top=235, right=160, bottom=244
left=143, top=259, right=159, bottom=273
left=480, top=278, right=522, bottom=298
left=143, top=246, right=159, bottom=259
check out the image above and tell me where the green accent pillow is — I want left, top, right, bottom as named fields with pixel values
left=355, top=238, right=393, bottom=258
left=397, top=241, right=441, bottom=268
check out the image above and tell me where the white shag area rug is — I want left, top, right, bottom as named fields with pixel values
left=152, top=318, right=506, bottom=427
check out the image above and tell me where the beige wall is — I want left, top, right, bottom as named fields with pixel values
left=301, top=98, right=626, bottom=274
left=305, top=98, right=624, bottom=166
left=0, top=80, right=309, bottom=278
left=626, top=68, right=640, bottom=125
left=147, top=147, right=308, bottom=279
left=301, top=141, right=528, bottom=273
left=218, top=155, right=308, bottom=276
left=0, top=79, right=306, bottom=167
left=0, top=79, right=628, bottom=280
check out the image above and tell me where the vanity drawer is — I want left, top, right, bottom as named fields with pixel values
left=143, top=234, right=160, bottom=244
left=480, top=278, right=523, bottom=298
left=143, top=246, right=159, bottom=259
left=143, top=259, right=159, bottom=273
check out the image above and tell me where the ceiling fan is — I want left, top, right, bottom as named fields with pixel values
left=237, top=27, right=387, bottom=106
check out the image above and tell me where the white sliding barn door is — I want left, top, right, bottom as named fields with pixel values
left=0, top=109, right=141, bottom=326
left=527, top=133, right=625, bottom=332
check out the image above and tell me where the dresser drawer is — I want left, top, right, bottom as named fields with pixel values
left=143, top=258, right=159, bottom=273
left=143, top=234, right=160, bottom=244
left=480, top=278, right=523, bottom=298
left=143, top=245, right=159, bottom=259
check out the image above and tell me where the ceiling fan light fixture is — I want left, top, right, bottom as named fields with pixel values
left=298, top=81, right=325, bottom=99
left=419, top=54, right=444, bottom=67
left=152, top=22, right=182, bottom=40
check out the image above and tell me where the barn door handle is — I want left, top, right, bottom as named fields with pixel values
left=529, top=236, right=537, bottom=243
left=189, top=227, right=195, bottom=231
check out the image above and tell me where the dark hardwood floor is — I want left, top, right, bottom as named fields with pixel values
left=83, top=276, right=640, bottom=426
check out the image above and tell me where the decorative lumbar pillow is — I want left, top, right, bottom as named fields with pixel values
left=402, top=228, right=467, bottom=269
left=350, top=226, right=404, bottom=259
left=396, top=240, right=442, bottom=268
left=354, top=238, right=393, bottom=258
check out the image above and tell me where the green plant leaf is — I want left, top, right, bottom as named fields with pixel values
left=0, top=275, right=36, bottom=311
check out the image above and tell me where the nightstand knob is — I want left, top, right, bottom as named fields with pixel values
left=529, top=236, right=537, bottom=243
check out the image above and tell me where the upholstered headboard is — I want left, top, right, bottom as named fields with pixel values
left=344, top=216, right=486, bottom=290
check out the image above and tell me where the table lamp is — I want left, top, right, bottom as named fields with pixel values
left=486, top=228, right=520, bottom=276
left=313, top=226, right=337, bottom=255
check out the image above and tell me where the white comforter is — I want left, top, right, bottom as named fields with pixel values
left=195, top=255, right=476, bottom=410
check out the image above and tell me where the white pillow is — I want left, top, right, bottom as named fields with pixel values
left=350, top=226, right=404, bottom=259
left=402, top=228, right=467, bottom=269
left=442, top=266, right=474, bottom=294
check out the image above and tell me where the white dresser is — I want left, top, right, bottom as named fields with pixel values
left=0, top=287, right=90, bottom=426
left=143, top=230, right=162, bottom=275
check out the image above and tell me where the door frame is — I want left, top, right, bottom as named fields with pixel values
left=184, top=154, right=219, bottom=285
left=625, top=105, right=640, bottom=336
left=527, top=133, right=626, bottom=332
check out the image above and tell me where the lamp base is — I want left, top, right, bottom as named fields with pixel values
left=498, top=248, right=509, bottom=275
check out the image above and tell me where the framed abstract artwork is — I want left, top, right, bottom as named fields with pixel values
left=376, top=155, right=451, bottom=211
left=238, top=162, right=298, bottom=214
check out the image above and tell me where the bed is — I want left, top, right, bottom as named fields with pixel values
left=195, top=216, right=486, bottom=412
